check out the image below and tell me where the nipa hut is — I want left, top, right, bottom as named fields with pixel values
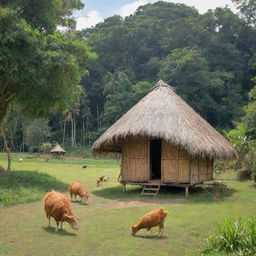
left=92, top=80, right=236, bottom=196
left=50, top=144, right=66, bottom=156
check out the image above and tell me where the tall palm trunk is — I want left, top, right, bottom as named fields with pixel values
left=2, top=130, right=11, bottom=173
left=63, top=116, right=66, bottom=145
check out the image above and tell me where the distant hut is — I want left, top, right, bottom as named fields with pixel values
left=50, top=144, right=66, bottom=156
left=92, top=80, right=236, bottom=195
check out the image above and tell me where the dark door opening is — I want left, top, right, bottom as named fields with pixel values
left=150, top=139, right=161, bottom=180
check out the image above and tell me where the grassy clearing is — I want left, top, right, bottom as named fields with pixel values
left=0, top=153, right=256, bottom=256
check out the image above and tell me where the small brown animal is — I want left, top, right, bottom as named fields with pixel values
left=101, top=176, right=108, bottom=182
left=131, top=208, right=169, bottom=236
left=82, top=165, right=87, bottom=168
left=44, top=190, right=80, bottom=231
left=96, top=176, right=104, bottom=186
left=69, top=181, right=89, bottom=204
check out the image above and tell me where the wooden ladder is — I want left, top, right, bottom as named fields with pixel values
left=141, top=184, right=160, bottom=196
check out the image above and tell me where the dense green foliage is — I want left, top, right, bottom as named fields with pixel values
left=80, top=2, right=256, bottom=131
left=2, top=1, right=256, bottom=151
left=203, top=217, right=256, bottom=255
left=0, top=0, right=94, bottom=124
left=226, top=85, right=256, bottom=178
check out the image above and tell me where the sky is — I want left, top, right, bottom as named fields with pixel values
left=76, top=0, right=237, bottom=30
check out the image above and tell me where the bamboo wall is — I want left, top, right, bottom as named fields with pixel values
left=121, top=138, right=213, bottom=184
left=121, top=137, right=149, bottom=182
left=161, top=141, right=213, bottom=184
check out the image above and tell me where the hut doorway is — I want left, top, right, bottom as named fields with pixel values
left=150, top=139, right=162, bottom=180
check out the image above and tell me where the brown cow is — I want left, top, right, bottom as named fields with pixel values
left=44, top=190, right=80, bottom=231
left=69, top=181, right=89, bottom=204
left=96, top=176, right=104, bottom=186
left=131, top=208, right=169, bottom=236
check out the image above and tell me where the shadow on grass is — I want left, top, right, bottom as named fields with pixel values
left=0, top=170, right=68, bottom=206
left=42, top=226, right=77, bottom=236
left=188, top=186, right=237, bottom=203
left=92, top=184, right=237, bottom=204
left=71, top=200, right=88, bottom=206
left=92, top=185, right=142, bottom=200
left=133, top=234, right=168, bottom=240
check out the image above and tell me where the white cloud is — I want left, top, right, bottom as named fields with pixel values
left=118, top=0, right=237, bottom=18
left=119, top=0, right=154, bottom=17
left=164, top=0, right=237, bottom=14
left=76, top=11, right=103, bottom=30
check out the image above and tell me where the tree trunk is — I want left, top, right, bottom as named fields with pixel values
left=63, top=116, right=66, bottom=145
left=73, top=118, right=76, bottom=149
left=97, top=105, right=100, bottom=130
left=82, top=121, right=85, bottom=146
left=2, top=130, right=11, bottom=173
left=86, top=114, right=89, bottom=145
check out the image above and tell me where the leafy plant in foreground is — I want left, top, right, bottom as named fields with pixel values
left=203, top=217, right=256, bottom=255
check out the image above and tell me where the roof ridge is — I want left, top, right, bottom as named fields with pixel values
left=152, top=80, right=175, bottom=91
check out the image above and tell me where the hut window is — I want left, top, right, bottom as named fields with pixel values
left=150, top=139, right=162, bottom=179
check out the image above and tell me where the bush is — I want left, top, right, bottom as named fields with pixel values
left=203, top=217, right=256, bottom=256
left=237, top=168, right=252, bottom=181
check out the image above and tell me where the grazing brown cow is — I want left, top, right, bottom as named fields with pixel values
left=82, top=165, right=87, bottom=168
left=44, top=190, right=80, bottom=231
left=101, top=176, right=108, bottom=182
left=69, top=181, right=89, bottom=204
left=96, top=176, right=104, bottom=186
left=131, top=208, right=169, bottom=236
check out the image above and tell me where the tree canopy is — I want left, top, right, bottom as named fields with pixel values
left=2, top=0, right=256, bottom=151
left=0, top=0, right=95, bottom=124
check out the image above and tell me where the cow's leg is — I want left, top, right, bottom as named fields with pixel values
left=60, top=221, right=63, bottom=230
left=147, top=227, right=153, bottom=235
left=56, top=221, right=59, bottom=232
left=158, top=223, right=164, bottom=236
left=70, top=193, right=73, bottom=201
left=48, top=216, right=51, bottom=227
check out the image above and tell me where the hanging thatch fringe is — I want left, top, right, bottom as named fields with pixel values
left=92, top=80, right=236, bottom=160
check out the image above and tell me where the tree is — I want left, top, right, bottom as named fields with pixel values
left=243, top=84, right=256, bottom=139
left=0, top=0, right=84, bottom=32
left=158, top=47, right=243, bottom=126
left=24, top=119, right=53, bottom=152
left=232, top=0, right=256, bottom=25
left=0, top=1, right=95, bottom=171
left=0, top=3, right=95, bottom=125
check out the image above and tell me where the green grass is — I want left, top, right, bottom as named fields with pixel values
left=0, top=153, right=256, bottom=256
left=0, top=171, right=67, bottom=206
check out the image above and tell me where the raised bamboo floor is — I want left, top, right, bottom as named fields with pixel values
left=120, top=178, right=219, bottom=198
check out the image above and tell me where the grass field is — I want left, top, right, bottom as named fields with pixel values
left=0, top=153, right=255, bottom=256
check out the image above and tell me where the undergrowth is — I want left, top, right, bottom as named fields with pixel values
left=203, top=217, right=256, bottom=256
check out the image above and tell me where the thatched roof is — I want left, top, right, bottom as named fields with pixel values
left=50, top=144, right=66, bottom=153
left=92, top=80, right=236, bottom=159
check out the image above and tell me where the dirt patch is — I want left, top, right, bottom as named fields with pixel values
left=102, top=198, right=188, bottom=209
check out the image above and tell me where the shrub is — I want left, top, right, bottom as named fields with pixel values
left=203, top=217, right=256, bottom=256
left=237, top=168, right=252, bottom=181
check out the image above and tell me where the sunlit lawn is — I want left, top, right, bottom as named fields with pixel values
left=0, top=153, right=255, bottom=256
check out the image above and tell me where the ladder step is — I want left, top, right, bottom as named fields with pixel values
left=141, top=192, right=156, bottom=196
left=141, top=184, right=160, bottom=196
left=143, top=188, right=159, bottom=191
